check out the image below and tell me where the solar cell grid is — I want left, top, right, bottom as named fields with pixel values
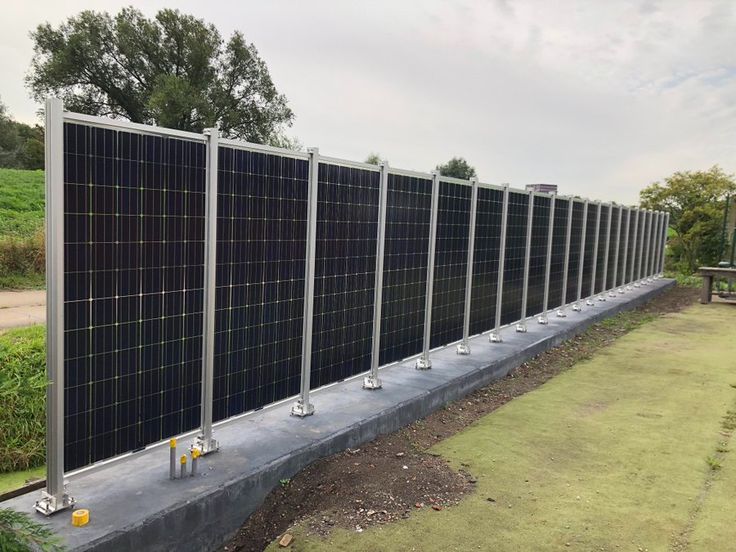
left=617, top=208, right=629, bottom=286
left=500, top=191, right=529, bottom=325
left=606, top=206, right=621, bottom=289
left=580, top=203, right=598, bottom=299
left=565, top=201, right=585, bottom=304
left=469, top=187, right=504, bottom=335
left=310, top=163, right=380, bottom=388
left=379, top=173, right=432, bottom=365
left=525, top=195, right=550, bottom=317
left=212, top=147, right=308, bottom=422
left=547, top=198, right=569, bottom=309
left=430, top=181, right=472, bottom=348
left=63, top=122, right=205, bottom=471
left=594, top=205, right=609, bottom=294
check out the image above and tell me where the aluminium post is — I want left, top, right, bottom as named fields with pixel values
left=598, top=204, right=613, bottom=301
left=194, top=127, right=220, bottom=455
left=538, top=193, right=556, bottom=324
left=291, top=148, right=320, bottom=415
left=627, top=208, right=639, bottom=290
left=416, top=171, right=441, bottom=369
left=572, top=200, right=589, bottom=311
left=556, top=198, right=574, bottom=317
left=650, top=212, right=659, bottom=280
left=490, top=185, right=510, bottom=342
left=364, top=161, right=389, bottom=388
left=618, top=208, right=631, bottom=293
left=608, top=205, right=622, bottom=297
left=653, top=211, right=663, bottom=279
left=35, top=98, right=75, bottom=515
left=516, top=190, right=535, bottom=331
left=457, top=178, right=479, bottom=354
left=586, top=201, right=602, bottom=306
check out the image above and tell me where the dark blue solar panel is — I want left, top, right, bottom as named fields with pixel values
left=63, top=122, right=205, bottom=471
left=580, top=203, right=598, bottom=298
left=606, top=206, right=621, bottom=289
left=469, top=187, right=504, bottom=335
left=594, top=206, right=609, bottom=294
left=547, top=198, right=569, bottom=309
left=212, top=147, right=308, bottom=422
left=525, top=195, right=551, bottom=317
left=430, top=181, right=472, bottom=348
left=565, top=201, right=585, bottom=304
left=379, top=173, right=432, bottom=365
left=310, top=163, right=379, bottom=388
left=616, top=208, right=629, bottom=286
left=500, top=191, right=529, bottom=325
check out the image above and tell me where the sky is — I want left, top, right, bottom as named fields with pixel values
left=1, top=0, right=735, bottom=204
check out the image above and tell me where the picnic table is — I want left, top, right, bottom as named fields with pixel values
left=697, top=266, right=736, bottom=304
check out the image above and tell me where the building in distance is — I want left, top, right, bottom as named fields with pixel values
left=525, top=183, right=558, bottom=194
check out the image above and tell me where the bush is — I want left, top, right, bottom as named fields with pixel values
left=0, top=326, right=46, bottom=473
left=0, top=508, right=62, bottom=551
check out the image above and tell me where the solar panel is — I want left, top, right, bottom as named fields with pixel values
left=310, top=163, right=379, bottom=388
left=469, top=186, right=504, bottom=335
left=429, top=181, right=472, bottom=348
left=565, top=201, right=585, bottom=304
left=606, top=206, right=621, bottom=289
left=525, top=195, right=551, bottom=317
left=594, top=205, right=609, bottom=294
left=379, top=173, right=432, bottom=365
left=500, top=191, right=529, bottom=325
left=547, top=198, right=569, bottom=309
left=616, top=208, right=629, bottom=286
left=212, top=147, right=308, bottom=421
left=637, top=210, right=647, bottom=280
left=63, top=123, right=206, bottom=471
left=580, top=203, right=598, bottom=299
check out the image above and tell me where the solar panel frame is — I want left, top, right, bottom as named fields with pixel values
left=525, top=194, right=551, bottom=317
left=580, top=202, right=598, bottom=300
left=594, top=204, right=610, bottom=294
left=500, top=191, right=529, bottom=326
left=547, top=197, right=569, bottom=309
left=565, top=200, right=585, bottom=305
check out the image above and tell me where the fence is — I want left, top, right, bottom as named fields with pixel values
left=36, top=98, right=669, bottom=514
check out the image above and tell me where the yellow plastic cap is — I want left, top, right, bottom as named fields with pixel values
left=72, top=509, right=89, bottom=527
left=169, top=438, right=177, bottom=448
left=192, top=449, right=201, bottom=460
left=180, top=454, right=187, bottom=464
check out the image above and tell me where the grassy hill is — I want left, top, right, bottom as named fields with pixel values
left=0, top=168, right=45, bottom=289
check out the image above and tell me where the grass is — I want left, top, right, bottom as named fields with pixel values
left=0, top=168, right=45, bottom=239
left=0, top=168, right=45, bottom=290
left=0, top=466, right=44, bottom=496
left=0, top=326, right=46, bottom=473
left=273, top=303, right=736, bottom=551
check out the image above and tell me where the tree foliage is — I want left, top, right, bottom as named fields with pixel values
left=640, top=166, right=736, bottom=273
left=27, top=8, right=293, bottom=143
left=364, top=153, right=383, bottom=165
left=436, top=157, right=476, bottom=180
left=0, top=99, right=44, bottom=170
left=0, top=508, right=63, bottom=551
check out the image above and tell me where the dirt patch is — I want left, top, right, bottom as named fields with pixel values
left=223, top=285, right=698, bottom=552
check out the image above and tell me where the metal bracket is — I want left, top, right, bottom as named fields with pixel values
left=608, top=290, right=617, bottom=298
left=192, top=434, right=220, bottom=455
left=362, top=374, right=383, bottom=390
left=34, top=488, right=76, bottom=516
left=489, top=331, right=503, bottom=343
left=626, top=284, right=633, bottom=291
left=291, top=398, right=315, bottom=417
left=456, top=342, right=471, bottom=355
left=537, top=314, right=549, bottom=325
left=585, top=299, right=595, bottom=306
left=597, top=294, right=607, bottom=302
left=556, top=309, right=567, bottom=318
left=515, top=322, right=527, bottom=333
left=572, top=303, right=581, bottom=312
left=415, top=357, right=432, bottom=370
left=618, top=287, right=626, bottom=294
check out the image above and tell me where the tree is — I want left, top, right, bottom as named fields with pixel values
left=365, top=153, right=383, bottom=165
left=27, top=8, right=293, bottom=143
left=640, top=166, right=736, bottom=273
left=0, top=97, right=44, bottom=170
left=0, top=508, right=63, bottom=551
left=436, top=157, right=476, bottom=180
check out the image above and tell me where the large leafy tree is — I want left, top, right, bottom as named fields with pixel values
left=640, top=166, right=735, bottom=273
left=0, top=98, right=44, bottom=170
left=436, top=157, right=476, bottom=180
left=27, top=8, right=293, bottom=143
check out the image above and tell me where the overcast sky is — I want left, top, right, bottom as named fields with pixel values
left=2, top=0, right=734, bottom=203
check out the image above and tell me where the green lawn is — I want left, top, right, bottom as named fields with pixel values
left=274, top=303, right=736, bottom=551
left=0, top=168, right=44, bottom=239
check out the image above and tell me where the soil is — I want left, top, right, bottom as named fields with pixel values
left=223, top=285, right=699, bottom=552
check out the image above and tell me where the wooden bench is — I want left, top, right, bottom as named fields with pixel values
left=697, top=267, right=736, bottom=304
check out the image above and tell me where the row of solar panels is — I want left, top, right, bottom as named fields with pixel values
left=57, top=114, right=666, bottom=472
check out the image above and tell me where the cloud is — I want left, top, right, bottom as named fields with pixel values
left=0, top=0, right=734, bottom=203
